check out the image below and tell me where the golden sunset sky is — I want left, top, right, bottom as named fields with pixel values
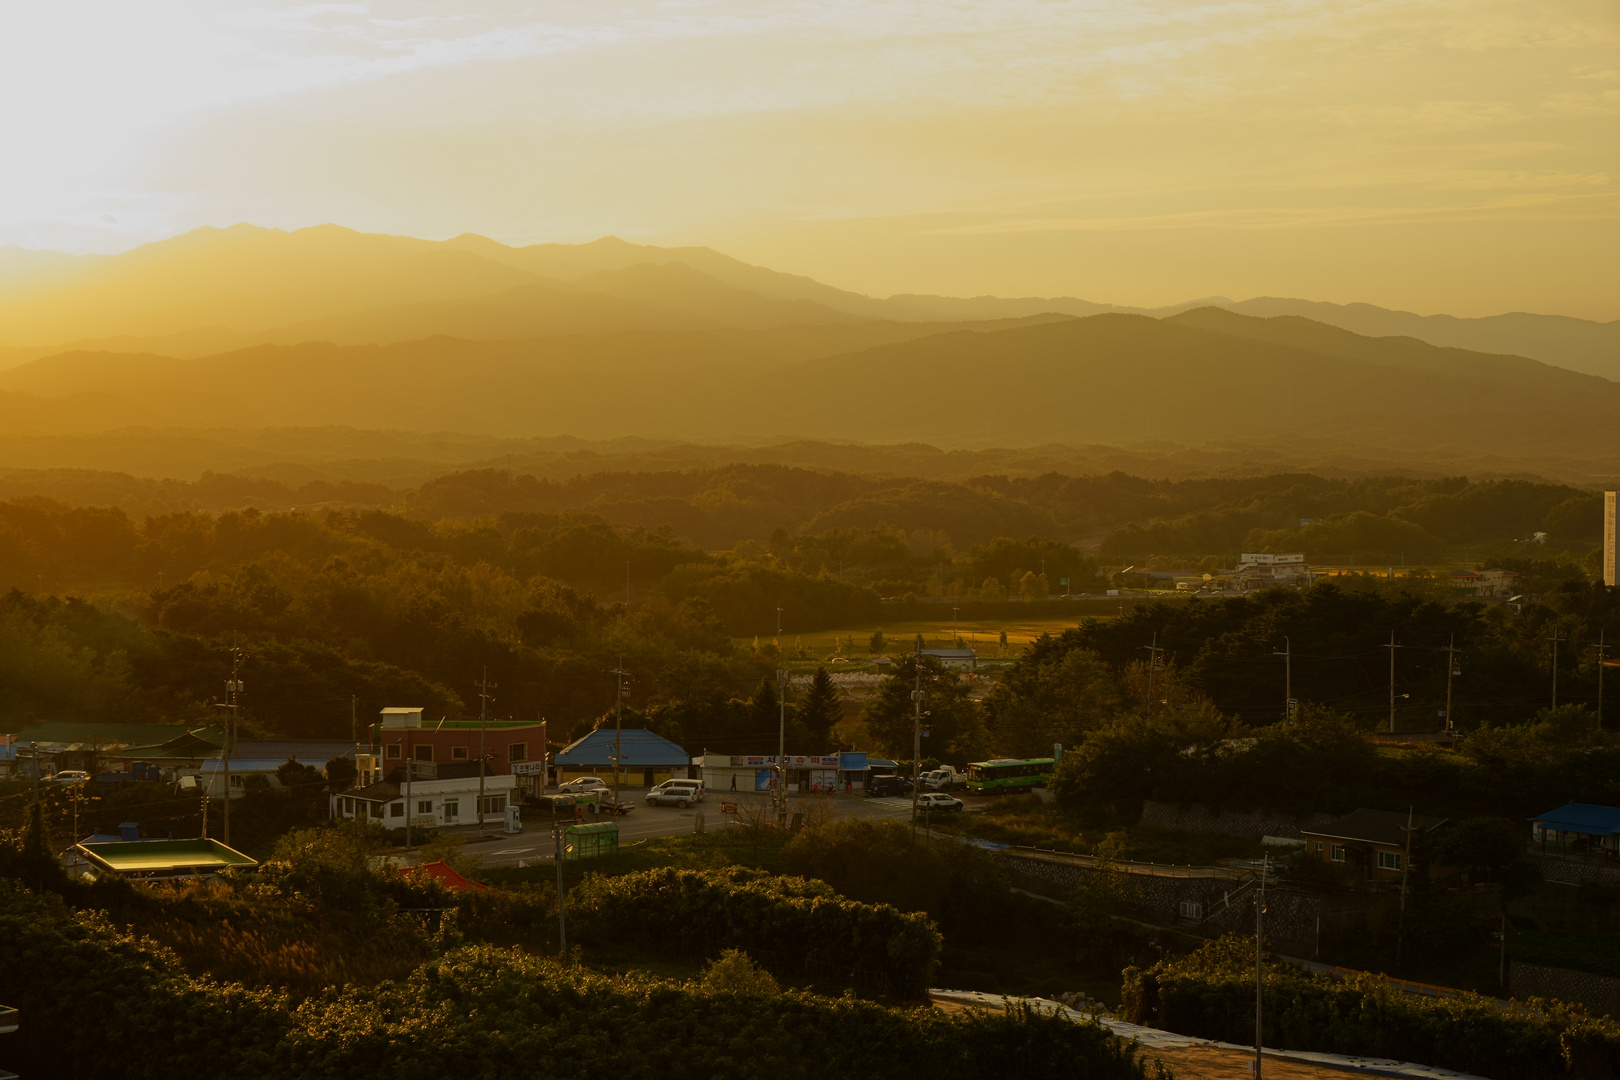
left=4, top=1, right=1617, bottom=317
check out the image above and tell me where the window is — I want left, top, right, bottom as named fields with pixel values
left=386, top=744, right=402, bottom=759
left=452, top=746, right=468, bottom=761
left=1378, top=851, right=1402, bottom=871
left=1178, top=900, right=1203, bottom=919
left=230, top=775, right=243, bottom=788
left=1312, top=842, right=1323, bottom=853
left=443, top=798, right=459, bottom=821
left=480, top=795, right=506, bottom=815
left=1330, top=845, right=1346, bottom=862
left=417, top=800, right=433, bottom=816
left=508, top=742, right=527, bottom=763
left=414, top=745, right=433, bottom=762
left=341, top=797, right=352, bottom=815
left=390, top=803, right=403, bottom=818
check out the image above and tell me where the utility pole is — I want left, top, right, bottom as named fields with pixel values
left=911, top=659, right=924, bottom=830
left=1396, top=806, right=1415, bottom=968
left=775, top=606, right=783, bottom=650
left=952, top=605, right=960, bottom=643
left=554, top=819, right=567, bottom=952
left=1254, top=853, right=1268, bottom=1080
left=350, top=694, right=358, bottom=759
left=477, top=667, right=495, bottom=836
left=1549, top=627, right=1566, bottom=710
left=607, top=657, right=630, bottom=806
left=1141, top=632, right=1164, bottom=712
left=777, top=668, right=789, bottom=825
left=1444, top=635, right=1460, bottom=736
left=1272, top=637, right=1292, bottom=722
left=1383, top=632, right=1398, bottom=733
left=219, top=638, right=245, bottom=846
left=1593, top=631, right=1608, bottom=729
left=625, top=559, right=630, bottom=608
left=405, top=721, right=414, bottom=853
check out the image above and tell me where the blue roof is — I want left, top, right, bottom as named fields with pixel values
left=1532, top=802, right=1620, bottom=836
left=555, top=728, right=690, bottom=768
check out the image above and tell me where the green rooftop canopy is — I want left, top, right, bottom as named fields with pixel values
left=77, top=838, right=257, bottom=877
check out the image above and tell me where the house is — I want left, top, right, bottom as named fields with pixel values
left=372, top=707, right=545, bottom=781
left=331, top=767, right=517, bottom=830
left=75, top=837, right=257, bottom=881
left=919, top=648, right=978, bottom=670
left=1447, top=568, right=1520, bottom=597
left=1530, top=802, right=1620, bottom=862
left=554, top=727, right=693, bottom=789
left=1, top=721, right=224, bottom=777
left=1301, top=808, right=1450, bottom=879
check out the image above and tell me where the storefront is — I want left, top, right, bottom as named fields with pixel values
left=697, top=752, right=870, bottom=794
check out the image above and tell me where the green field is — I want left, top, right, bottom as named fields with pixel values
left=739, top=615, right=1093, bottom=667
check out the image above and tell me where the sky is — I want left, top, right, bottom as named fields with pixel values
left=2, top=1, right=1617, bottom=318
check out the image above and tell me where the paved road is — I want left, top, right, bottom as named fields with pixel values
left=452, top=792, right=968, bottom=868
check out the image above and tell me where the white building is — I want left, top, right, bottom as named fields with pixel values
left=331, top=771, right=516, bottom=830
left=1235, top=552, right=1309, bottom=588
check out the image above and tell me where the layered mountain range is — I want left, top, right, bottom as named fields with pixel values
left=0, top=225, right=1615, bottom=482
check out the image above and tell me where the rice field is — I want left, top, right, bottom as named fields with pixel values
left=738, top=615, right=1094, bottom=666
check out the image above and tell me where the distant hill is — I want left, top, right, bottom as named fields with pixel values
left=1215, top=298, right=1620, bottom=381
left=2, top=311, right=1613, bottom=480
left=1, top=225, right=1611, bottom=385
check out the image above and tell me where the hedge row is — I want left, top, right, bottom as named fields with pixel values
left=1121, top=937, right=1620, bottom=1080
left=565, top=866, right=943, bottom=998
left=0, top=884, right=1161, bottom=1080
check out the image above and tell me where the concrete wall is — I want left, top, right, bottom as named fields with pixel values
left=1140, top=800, right=1333, bottom=841
left=991, top=849, right=1322, bottom=955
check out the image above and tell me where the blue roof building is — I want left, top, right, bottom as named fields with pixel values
left=555, top=728, right=693, bottom=787
left=1531, top=802, right=1620, bottom=861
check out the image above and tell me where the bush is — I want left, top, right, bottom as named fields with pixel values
left=1122, top=936, right=1620, bottom=1080
left=0, top=886, right=1162, bottom=1080
left=565, top=866, right=942, bottom=998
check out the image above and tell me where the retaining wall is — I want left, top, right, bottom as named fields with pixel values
left=1139, top=800, right=1333, bottom=841
left=1510, top=960, right=1620, bottom=1018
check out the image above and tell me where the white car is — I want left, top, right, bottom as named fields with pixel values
left=557, top=777, right=609, bottom=795
left=917, top=792, right=964, bottom=813
left=50, top=770, right=91, bottom=784
left=645, top=780, right=704, bottom=808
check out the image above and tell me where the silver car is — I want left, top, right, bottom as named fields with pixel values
left=645, top=780, right=704, bottom=808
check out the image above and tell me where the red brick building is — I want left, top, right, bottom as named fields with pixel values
left=374, top=707, right=544, bottom=777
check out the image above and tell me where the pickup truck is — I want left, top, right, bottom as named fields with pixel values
left=920, top=766, right=962, bottom=791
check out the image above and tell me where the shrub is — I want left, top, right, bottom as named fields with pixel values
left=565, top=866, right=943, bottom=998
left=1122, top=936, right=1620, bottom=1080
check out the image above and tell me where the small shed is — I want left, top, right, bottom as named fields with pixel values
left=920, top=648, right=978, bottom=671
left=564, top=821, right=619, bottom=860
left=397, top=857, right=488, bottom=891
left=554, top=728, right=692, bottom=788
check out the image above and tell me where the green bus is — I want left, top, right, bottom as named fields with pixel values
left=966, top=757, right=1056, bottom=793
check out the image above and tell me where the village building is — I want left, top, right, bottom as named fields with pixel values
left=1302, top=808, right=1450, bottom=880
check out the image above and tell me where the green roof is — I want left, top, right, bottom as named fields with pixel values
left=78, top=838, right=256, bottom=874
left=564, top=822, right=620, bottom=836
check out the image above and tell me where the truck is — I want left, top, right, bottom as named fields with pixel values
left=920, top=766, right=962, bottom=791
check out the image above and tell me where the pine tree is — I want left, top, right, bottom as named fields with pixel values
left=800, top=666, right=842, bottom=747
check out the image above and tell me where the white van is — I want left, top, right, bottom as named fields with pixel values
left=645, top=779, right=704, bottom=808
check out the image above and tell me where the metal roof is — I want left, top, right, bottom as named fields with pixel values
left=77, top=838, right=256, bottom=874
left=235, top=740, right=356, bottom=761
left=555, top=727, right=690, bottom=767
left=1531, top=802, right=1620, bottom=837
left=3, top=722, right=223, bottom=747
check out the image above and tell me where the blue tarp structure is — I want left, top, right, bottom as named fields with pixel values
left=1531, top=802, right=1620, bottom=837
left=555, top=728, right=690, bottom=768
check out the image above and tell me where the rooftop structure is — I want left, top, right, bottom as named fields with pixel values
left=555, top=728, right=691, bottom=769
left=76, top=837, right=257, bottom=879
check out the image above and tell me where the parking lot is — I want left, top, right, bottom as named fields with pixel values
left=449, top=789, right=990, bottom=868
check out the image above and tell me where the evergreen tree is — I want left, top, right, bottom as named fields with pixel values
left=800, top=666, right=842, bottom=748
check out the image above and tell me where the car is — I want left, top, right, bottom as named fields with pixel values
left=557, top=777, right=609, bottom=795
left=867, top=775, right=912, bottom=798
left=50, top=770, right=91, bottom=784
left=917, top=792, right=965, bottom=813
left=645, top=780, right=704, bottom=808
